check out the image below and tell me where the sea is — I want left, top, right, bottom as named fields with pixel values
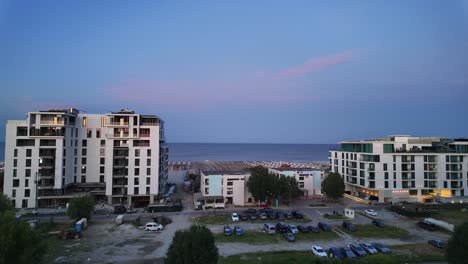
left=0, top=142, right=334, bottom=163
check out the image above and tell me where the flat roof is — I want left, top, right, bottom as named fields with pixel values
left=270, top=167, right=321, bottom=172
left=202, top=171, right=250, bottom=176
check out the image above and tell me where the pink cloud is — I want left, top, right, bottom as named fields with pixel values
left=273, top=50, right=355, bottom=80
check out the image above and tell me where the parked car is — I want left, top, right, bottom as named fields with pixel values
left=114, top=205, right=127, bottom=214
left=318, top=222, right=332, bottom=232
left=145, top=222, right=163, bottom=231
left=418, top=220, right=436, bottom=231
left=283, top=232, right=296, bottom=242
left=231, top=213, right=239, bottom=222
left=288, top=224, right=299, bottom=234
left=260, top=207, right=274, bottom=214
left=349, top=243, right=367, bottom=256
left=360, top=242, right=378, bottom=254
left=371, top=242, right=391, bottom=254
left=264, top=223, right=276, bottom=235
left=246, top=208, right=257, bottom=215
left=365, top=209, right=378, bottom=216
left=292, top=211, right=303, bottom=219
left=341, top=247, right=357, bottom=258
left=428, top=239, right=445, bottom=248
left=276, top=222, right=289, bottom=233
left=224, top=225, right=233, bottom=236
left=308, top=225, right=320, bottom=233
left=267, top=213, right=276, bottom=220
left=342, top=221, right=356, bottom=231
left=234, top=226, right=245, bottom=236
left=286, top=212, right=293, bottom=219
left=328, top=247, right=344, bottom=259
left=259, top=213, right=268, bottom=220
left=311, top=245, right=327, bottom=257
left=240, top=214, right=249, bottom=221
left=297, top=225, right=309, bottom=233
left=249, top=214, right=258, bottom=220
left=372, top=219, right=384, bottom=228
left=276, top=212, right=285, bottom=221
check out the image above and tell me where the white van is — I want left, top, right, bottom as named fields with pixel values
left=263, top=223, right=276, bottom=234
left=145, top=222, right=163, bottom=231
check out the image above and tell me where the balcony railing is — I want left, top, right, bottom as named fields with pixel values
left=107, top=121, right=129, bottom=126
left=40, top=120, right=65, bottom=125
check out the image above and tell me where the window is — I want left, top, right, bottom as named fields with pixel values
left=13, top=179, right=19, bottom=187
left=13, top=159, right=17, bottom=167
left=13, top=169, right=17, bottom=177
left=383, top=163, right=387, bottom=171
left=100, top=175, right=105, bottom=183
left=100, top=148, right=105, bottom=156
left=14, top=149, right=18, bottom=157
left=227, top=181, right=233, bottom=186
left=134, top=178, right=139, bottom=185
left=81, top=139, right=87, bottom=147
left=147, top=168, right=151, bottom=176
left=135, top=159, right=140, bottom=166
left=12, top=189, right=16, bottom=198
left=82, top=158, right=87, bottom=165
left=147, top=149, right=151, bottom=157
left=100, top=158, right=105, bottom=165
left=81, top=176, right=86, bottom=183
left=147, top=159, right=151, bottom=166
left=393, top=181, right=397, bottom=188
left=146, top=187, right=150, bottom=195
left=82, top=117, right=88, bottom=127
left=22, top=200, right=28, bottom=208
left=96, top=128, right=101, bottom=138
left=135, top=149, right=140, bottom=157
left=100, top=140, right=105, bottom=146
left=100, top=166, right=105, bottom=173
left=385, top=181, right=389, bottom=188
left=24, top=189, right=30, bottom=197
left=87, top=128, right=92, bottom=138
left=81, top=166, right=86, bottom=174
left=384, top=172, right=388, bottom=180
left=26, top=159, right=31, bottom=167
left=26, top=149, right=32, bottom=157
left=82, top=149, right=87, bottom=156
left=146, top=177, right=150, bottom=185
left=134, top=187, right=139, bottom=194
left=134, top=168, right=140, bottom=176
left=25, top=179, right=29, bottom=187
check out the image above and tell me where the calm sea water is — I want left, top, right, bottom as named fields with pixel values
left=0, top=142, right=334, bottom=162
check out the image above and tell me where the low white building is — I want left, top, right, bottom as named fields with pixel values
left=268, top=168, right=324, bottom=197
left=199, top=171, right=253, bottom=208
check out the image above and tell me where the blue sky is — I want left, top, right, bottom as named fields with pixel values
left=0, top=0, right=467, bottom=143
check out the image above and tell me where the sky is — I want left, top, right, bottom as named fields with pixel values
left=0, top=0, right=467, bottom=143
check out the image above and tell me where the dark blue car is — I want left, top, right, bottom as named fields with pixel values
left=341, top=247, right=357, bottom=258
left=223, top=226, right=232, bottom=236
left=371, top=242, right=391, bottom=254
left=328, top=247, right=344, bottom=259
left=349, top=243, right=367, bottom=256
left=234, top=226, right=245, bottom=236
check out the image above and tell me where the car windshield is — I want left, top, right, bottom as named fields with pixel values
left=316, top=249, right=324, bottom=253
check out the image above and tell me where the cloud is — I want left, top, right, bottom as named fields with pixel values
left=273, top=50, right=355, bottom=80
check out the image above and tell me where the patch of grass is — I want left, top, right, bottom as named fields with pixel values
left=195, top=215, right=311, bottom=225
left=390, top=243, right=446, bottom=262
left=337, top=224, right=409, bottom=238
left=215, top=230, right=338, bottom=244
left=219, top=251, right=338, bottom=264
left=430, top=209, right=468, bottom=226
left=219, top=246, right=446, bottom=264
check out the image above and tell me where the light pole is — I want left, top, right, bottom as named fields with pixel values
left=288, top=181, right=292, bottom=207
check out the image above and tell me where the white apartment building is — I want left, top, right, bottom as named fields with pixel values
left=198, top=171, right=253, bottom=208
left=329, top=135, right=468, bottom=203
left=268, top=168, right=324, bottom=197
left=3, top=108, right=169, bottom=209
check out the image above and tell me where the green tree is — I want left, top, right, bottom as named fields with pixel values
left=0, top=195, right=46, bottom=264
left=446, top=221, right=468, bottom=264
left=321, top=172, right=345, bottom=200
left=165, top=224, right=218, bottom=264
left=66, top=196, right=95, bottom=220
left=246, top=166, right=279, bottom=204
left=278, top=175, right=303, bottom=203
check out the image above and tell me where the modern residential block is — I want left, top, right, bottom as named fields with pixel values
left=329, top=135, right=468, bottom=203
left=3, top=108, right=168, bottom=209
left=268, top=168, right=324, bottom=197
left=198, top=171, right=253, bottom=208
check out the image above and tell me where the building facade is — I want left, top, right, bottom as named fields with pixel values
left=198, top=171, right=253, bottom=208
left=329, top=135, right=468, bottom=203
left=3, top=108, right=168, bottom=209
left=268, top=168, right=324, bottom=197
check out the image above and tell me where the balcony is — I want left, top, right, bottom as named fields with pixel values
left=113, top=161, right=128, bottom=168
left=37, top=179, right=55, bottom=189
left=114, top=141, right=130, bottom=148
left=39, top=149, right=56, bottom=158
left=40, top=120, right=65, bottom=125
